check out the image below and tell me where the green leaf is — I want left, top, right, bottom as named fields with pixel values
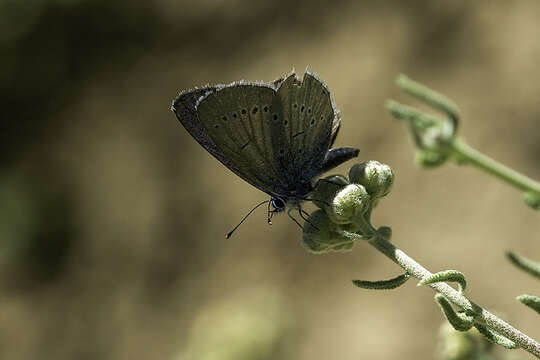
left=506, top=251, right=540, bottom=279
left=352, top=273, right=410, bottom=290
left=385, top=100, right=454, bottom=156
left=473, top=324, right=517, bottom=349
left=523, top=192, right=540, bottom=210
left=385, top=100, right=439, bottom=129
left=395, top=74, right=460, bottom=127
left=415, top=150, right=448, bottom=169
left=418, top=270, right=467, bottom=293
left=434, top=294, right=474, bottom=331
left=517, top=294, right=540, bottom=315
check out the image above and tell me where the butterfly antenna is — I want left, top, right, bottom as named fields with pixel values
left=225, top=200, right=271, bottom=239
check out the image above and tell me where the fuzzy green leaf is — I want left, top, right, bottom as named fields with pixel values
left=523, top=192, right=540, bottom=210
left=415, top=150, right=448, bottom=168
left=395, top=74, right=460, bottom=126
left=385, top=100, right=439, bottom=129
left=385, top=100, right=454, bottom=155
left=473, top=324, right=517, bottom=349
left=418, top=270, right=467, bottom=293
left=434, top=294, right=474, bottom=331
left=517, top=294, right=540, bottom=315
left=352, top=273, right=410, bottom=290
left=506, top=252, right=540, bottom=279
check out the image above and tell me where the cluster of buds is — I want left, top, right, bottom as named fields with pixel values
left=436, top=322, right=492, bottom=360
left=386, top=75, right=460, bottom=169
left=302, top=161, right=394, bottom=254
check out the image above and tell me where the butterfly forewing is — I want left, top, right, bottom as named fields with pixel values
left=277, top=72, right=336, bottom=183
left=195, top=84, right=290, bottom=197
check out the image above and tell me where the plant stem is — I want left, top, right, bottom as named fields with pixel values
left=368, top=234, right=540, bottom=358
left=451, top=137, right=540, bottom=196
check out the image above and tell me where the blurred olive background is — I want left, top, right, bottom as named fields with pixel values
left=1, top=1, right=540, bottom=359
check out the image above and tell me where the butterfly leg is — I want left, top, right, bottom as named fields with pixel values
left=298, top=206, right=319, bottom=231
left=299, top=207, right=311, bottom=220
left=287, top=209, right=304, bottom=230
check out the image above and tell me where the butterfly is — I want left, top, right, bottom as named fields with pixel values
left=171, top=70, right=359, bottom=237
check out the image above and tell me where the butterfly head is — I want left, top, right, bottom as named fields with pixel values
left=270, top=180, right=313, bottom=213
left=270, top=197, right=286, bottom=213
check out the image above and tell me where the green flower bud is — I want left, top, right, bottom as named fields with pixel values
left=310, top=175, right=349, bottom=212
left=415, top=150, right=447, bottom=168
left=349, top=161, right=394, bottom=198
left=377, top=226, right=392, bottom=242
left=437, top=323, right=492, bottom=360
left=302, top=210, right=356, bottom=253
left=423, top=124, right=454, bottom=150
left=330, top=184, right=370, bottom=224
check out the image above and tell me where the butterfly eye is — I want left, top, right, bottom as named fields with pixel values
left=271, top=198, right=285, bottom=210
left=241, top=109, right=247, bottom=115
left=273, top=114, right=278, bottom=121
left=284, top=120, right=288, bottom=125
left=308, top=108, right=312, bottom=113
left=300, top=105, right=305, bottom=112
left=232, top=113, right=237, bottom=118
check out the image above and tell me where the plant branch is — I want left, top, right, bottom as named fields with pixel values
left=451, top=137, right=540, bottom=196
left=389, top=75, right=540, bottom=209
left=367, top=234, right=540, bottom=358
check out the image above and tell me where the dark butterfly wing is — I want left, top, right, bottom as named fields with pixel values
left=172, top=71, right=350, bottom=201
left=320, top=147, right=360, bottom=174
left=276, top=71, right=340, bottom=184
left=172, top=86, right=282, bottom=196
left=172, top=87, right=219, bottom=158
left=193, top=83, right=292, bottom=197
left=329, top=111, right=341, bottom=148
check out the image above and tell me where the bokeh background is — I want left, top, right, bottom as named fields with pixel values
left=1, top=1, right=540, bottom=359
